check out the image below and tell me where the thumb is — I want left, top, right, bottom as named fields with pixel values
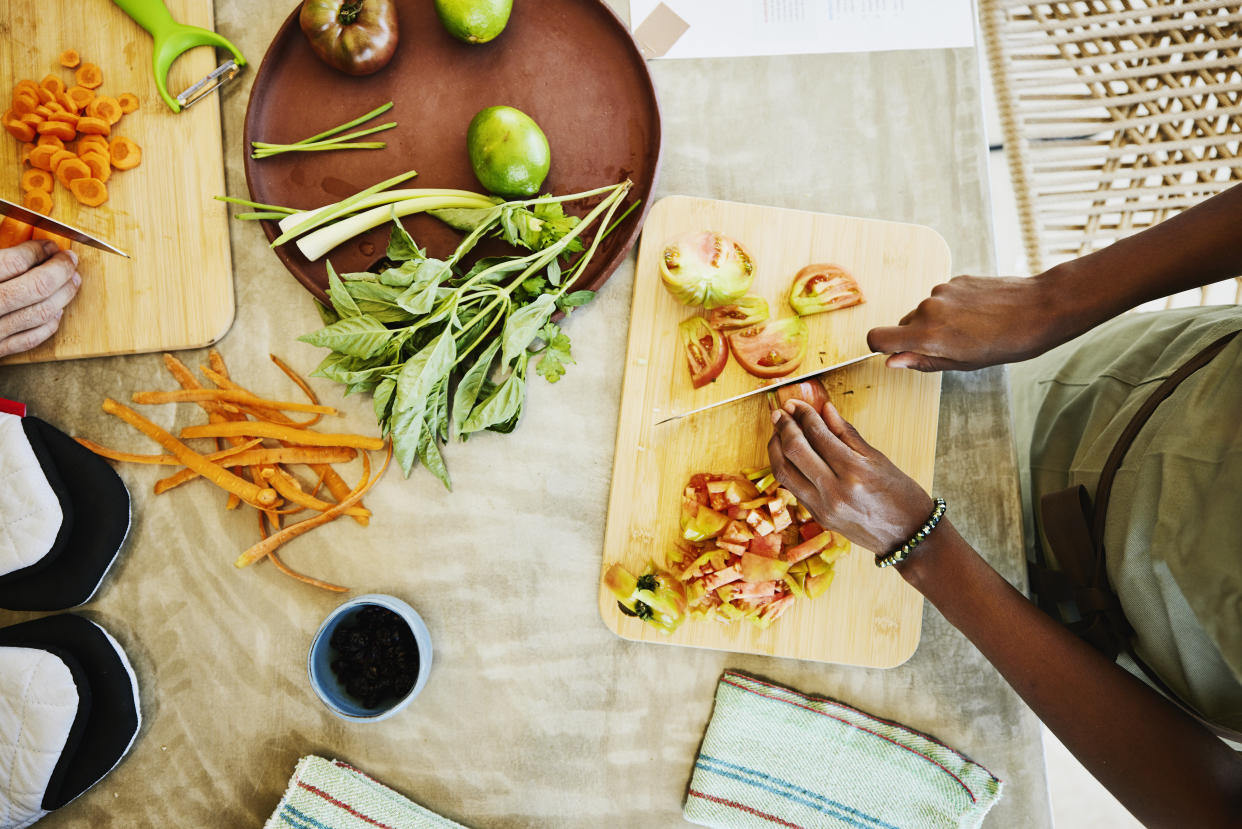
left=884, top=351, right=972, bottom=373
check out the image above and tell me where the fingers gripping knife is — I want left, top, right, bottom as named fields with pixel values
left=111, top=0, right=246, bottom=113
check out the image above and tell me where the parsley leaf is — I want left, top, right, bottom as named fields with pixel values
left=535, top=322, right=574, bottom=383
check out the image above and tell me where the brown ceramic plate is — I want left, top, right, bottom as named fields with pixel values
left=243, top=0, right=661, bottom=305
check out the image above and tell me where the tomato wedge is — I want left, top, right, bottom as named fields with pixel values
left=728, top=317, right=809, bottom=378
left=679, top=316, right=728, bottom=389
left=707, top=295, right=769, bottom=331
left=789, top=264, right=864, bottom=316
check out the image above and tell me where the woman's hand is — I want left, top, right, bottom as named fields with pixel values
left=0, top=240, right=81, bottom=358
left=767, top=398, right=932, bottom=554
left=866, top=273, right=1072, bottom=372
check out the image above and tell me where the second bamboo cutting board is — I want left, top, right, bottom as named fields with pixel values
left=600, top=196, right=950, bottom=667
left=0, top=0, right=233, bottom=364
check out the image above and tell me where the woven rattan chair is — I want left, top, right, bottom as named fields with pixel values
left=981, top=0, right=1242, bottom=307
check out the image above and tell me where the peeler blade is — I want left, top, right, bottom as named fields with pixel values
left=176, top=59, right=241, bottom=110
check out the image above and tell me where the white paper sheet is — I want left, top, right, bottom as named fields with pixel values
left=630, top=0, right=975, bottom=60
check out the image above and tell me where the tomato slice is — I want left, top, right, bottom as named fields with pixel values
left=728, top=317, right=809, bottom=378
left=678, top=316, right=728, bottom=389
left=789, top=264, right=864, bottom=316
left=707, top=295, right=769, bottom=331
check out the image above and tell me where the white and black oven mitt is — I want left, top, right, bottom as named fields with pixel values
left=0, top=412, right=130, bottom=611
left=0, top=614, right=141, bottom=829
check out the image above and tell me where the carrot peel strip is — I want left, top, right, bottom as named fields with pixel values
left=235, top=443, right=388, bottom=568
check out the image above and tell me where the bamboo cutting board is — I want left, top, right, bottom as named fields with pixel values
left=0, top=0, right=233, bottom=364
left=600, top=196, right=950, bottom=667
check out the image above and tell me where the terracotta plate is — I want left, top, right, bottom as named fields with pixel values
left=243, top=0, right=661, bottom=305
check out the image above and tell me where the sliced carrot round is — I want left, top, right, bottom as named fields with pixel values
left=87, top=96, right=122, bottom=125
left=59, top=49, right=81, bottom=68
left=12, top=92, right=38, bottom=116
left=4, top=119, right=36, bottom=143
left=55, top=91, right=78, bottom=114
left=109, top=136, right=141, bottom=170
left=22, top=188, right=53, bottom=215
left=31, top=227, right=71, bottom=251
left=66, top=85, right=94, bottom=109
left=48, top=148, right=77, bottom=173
left=79, top=151, right=111, bottom=183
left=49, top=111, right=79, bottom=128
left=34, top=105, right=54, bottom=119
left=56, top=157, right=91, bottom=190
left=69, top=177, right=108, bottom=208
left=35, top=87, right=55, bottom=105
left=28, top=145, right=59, bottom=171
left=20, top=168, right=53, bottom=193
left=18, top=113, right=43, bottom=129
left=39, top=75, right=66, bottom=95
left=15, top=79, right=39, bottom=97
left=36, top=133, right=64, bottom=149
left=74, top=63, right=102, bottom=90
left=77, top=134, right=108, bottom=154
left=35, top=120, right=76, bottom=141
left=75, top=116, right=109, bottom=136
left=117, top=93, right=139, bottom=114
left=19, top=142, right=36, bottom=165
left=0, top=218, right=35, bottom=248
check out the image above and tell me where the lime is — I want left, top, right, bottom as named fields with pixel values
left=466, top=106, right=551, bottom=198
left=434, top=0, right=513, bottom=45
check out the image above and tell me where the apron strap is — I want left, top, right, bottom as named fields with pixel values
left=1031, top=328, right=1242, bottom=741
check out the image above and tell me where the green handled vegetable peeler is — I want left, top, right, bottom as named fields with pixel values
left=111, top=0, right=247, bottom=113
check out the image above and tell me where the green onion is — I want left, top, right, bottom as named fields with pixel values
left=249, top=101, right=396, bottom=159
left=269, top=170, right=420, bottom=248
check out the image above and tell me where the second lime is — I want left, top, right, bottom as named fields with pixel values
left=466, top=105, right=551, bottom=198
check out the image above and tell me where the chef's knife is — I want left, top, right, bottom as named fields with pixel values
left=655, top=352, right=879, bottom=426
left=0, top=197, right=129, bottom=257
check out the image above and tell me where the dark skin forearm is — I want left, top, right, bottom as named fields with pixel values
left=899, top=521, right=1242, bottom=829
left=1044, top=181, right=1242, bottom=339
left=866, top=183, right=1242, bottom=372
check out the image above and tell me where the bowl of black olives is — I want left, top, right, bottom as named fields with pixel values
left=307, top=594, right=432, bottom=721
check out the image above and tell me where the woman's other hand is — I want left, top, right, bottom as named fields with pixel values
left=767, top=398, right=932, bottom=555
left=0, top=240, right=81, bottom=358
left=866, top=273, right=1070, bottom=372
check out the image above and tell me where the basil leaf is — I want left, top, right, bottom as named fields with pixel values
left=396, top=260, right=452, bottom=315
left=386, top=214, right=423, bottom=262
left=326, top=261, right=361, bottom=318
left=395, top=330, right=456, bottom=415
left=299, top=314, right=391, bottom=359
left=461, top=368, right=525, bottom=434
left=460, top=257, right=528, bottom=286
left=435, top=375, right=450, bottom=442
left=429, top=206, right=500, bottom=234
left=556, top=290, right=595, bottom=311
left=546, top=257, right=562, bottom=287
left=315, top=300, right=340, bottom=326
left=373, top=376, right=396, bottom=433
left=418, top=422, right=452, bottom=490
left=390, top=401, right=424, bottom=476
left=501, top=293, right=556, bottom=366
left=452, top=340, right=500, bottom=435
left=379, top=259, right=421, bottom=287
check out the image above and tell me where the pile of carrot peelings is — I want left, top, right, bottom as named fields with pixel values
left=79, top=350, right=391, bottom=592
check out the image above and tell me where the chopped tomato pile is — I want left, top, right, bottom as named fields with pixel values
left=605, top=467, right=850, bottom=633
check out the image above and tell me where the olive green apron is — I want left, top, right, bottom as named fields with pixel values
left=1010, top=305, right=1242, bottom=735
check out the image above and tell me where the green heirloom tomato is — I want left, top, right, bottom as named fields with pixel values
left=300, top=0, right=399, bottom=76
left=788, top=264, right=864, bottom=316
left=707, top=295, right=769, bottom=330
left=660, top=230, right=755, bottom=309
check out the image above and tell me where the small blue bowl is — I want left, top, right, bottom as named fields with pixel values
left=307, top=594, right=432, bottom=722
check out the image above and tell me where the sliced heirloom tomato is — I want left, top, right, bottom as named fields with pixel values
left=789, top=264, right=864, bottom=316
left=728, top=317, right=809, bottom=379
left=678, top=316, right=728, bottom=389
left=707, top=295, right=769, bottom=331
left=774, top=379, right=829, bottom=413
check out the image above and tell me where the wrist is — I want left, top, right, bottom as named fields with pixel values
left=892, top=518, right=961, bottom=590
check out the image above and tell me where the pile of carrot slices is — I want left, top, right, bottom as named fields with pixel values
left=1, top=49, right=144, bottom=248
left=79, top=350, right=392, bottom=593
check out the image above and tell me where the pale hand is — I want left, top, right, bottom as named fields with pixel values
left=0, top=241, right=81, bottom=358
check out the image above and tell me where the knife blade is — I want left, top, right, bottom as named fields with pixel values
left=655, top=352, right=879, bottom=426
left=0, top=197, right=129, bottom=257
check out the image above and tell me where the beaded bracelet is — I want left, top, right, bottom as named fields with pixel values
left=875, top=498, right=947, bottom=569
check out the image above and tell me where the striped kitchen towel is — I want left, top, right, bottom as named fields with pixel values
left=685, top=672, right=1003, bottom=829
left=264, top=755, right=468, bottom=829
